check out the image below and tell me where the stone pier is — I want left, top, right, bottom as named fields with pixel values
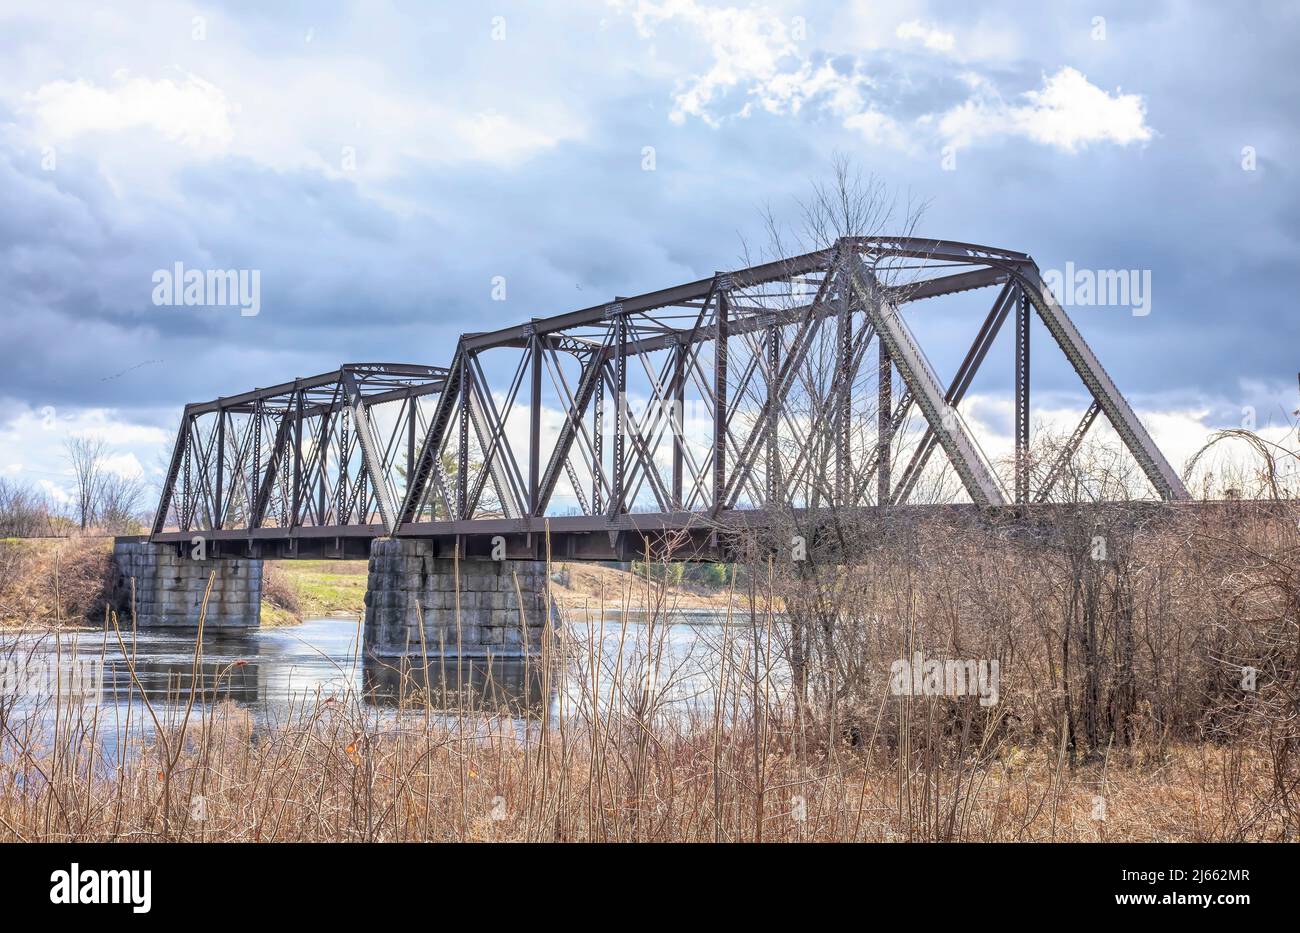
left=110, top=540, right=263, bottom=629
left=363, top=539, right=557, bottom=657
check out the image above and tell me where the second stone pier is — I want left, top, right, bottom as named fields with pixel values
left=363, top=539, right=557, bottom=657
left=110, top=539, right=263, bottom=629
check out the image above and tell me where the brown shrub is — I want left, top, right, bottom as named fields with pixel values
left=262, top=561, right=302, bottom=618
left=0, top=537, right=112, bottom=626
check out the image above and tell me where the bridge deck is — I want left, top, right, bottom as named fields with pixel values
left=144, top=500, right=1257, bottom=562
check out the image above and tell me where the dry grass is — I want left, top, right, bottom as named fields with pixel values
left=260, top=561, right=304, bottom=628
left=551, top=561, right=737, bottom=610
left=0, top=536, right=112, bottom=629
left=1, top=503, right=1297, bottom=843
left=0, top=678, right=1287, bottom=842
left=257, top=559, right=736, bottom=630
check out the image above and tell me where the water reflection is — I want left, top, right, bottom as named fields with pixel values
left=2, top=618, right=562, bottom=722
left=2, top=610, right=770, bottom=762
left=99, top=655, right=263, bottom=705
left=363, top=656, right=547, bottom=716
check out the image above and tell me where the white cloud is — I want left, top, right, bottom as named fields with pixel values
left=618, top=4, right=1150, bottom=157
left=627, top=0, right=804, bottom=126
left=621, top=0, right=909, bottom=151
left=938, top=67, right=1152, bottom=152
left=0, top=403, right=171, bottom=499
left=456, top=110, right=558, bottom=165
left=4, top=8, right=582, bottom=185
left=20, top=69, right=566, bottom=177
left=895, top=20, right=955, bottom=52
left=28, top=73, right=234, bottom=149
left=843, top=108, right=906, bottom=147
left=750, top=60, right=873, bottom=119
left=38, top=479, right=72, bottom=505
left=102, top=451, right=146, bottom=479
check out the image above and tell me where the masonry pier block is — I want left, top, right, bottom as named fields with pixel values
left=364, top=539, right=557, bottom=657
left=111, top=540, right=263, bottom=629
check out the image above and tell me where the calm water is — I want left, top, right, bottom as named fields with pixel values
left=1, top=611, right=783, bottom=759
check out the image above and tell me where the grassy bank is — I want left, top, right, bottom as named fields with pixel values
left=1, top=539, right=736, bottom=631
left=262, top=558, right=737, bottom=628
left=0, top=695, right=1287, bottom=842
left=0, top=536, right=112, bottom=629
left=550, top=561, right=738, bottom=610
left=3, top=502, right=1299, bottom=842
left=262, top=559, right=368, bottom=626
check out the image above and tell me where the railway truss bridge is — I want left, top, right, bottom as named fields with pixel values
left=146, top=236, right=1192, bottom=565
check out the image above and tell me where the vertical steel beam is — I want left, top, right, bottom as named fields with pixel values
left=338, top=406, right=349, bottom=523
left=457, top=365, right=470, bottom=520
left=214, top=407, right=226, bottom=530
left=292, top=386, right=303, bottom=529
left=528, top=333, right=542, bottom=516
left=181, top=424, right=191, bottom=530
left=877, top=339, right=891, bottom=506
left=672, top=340, right=685, bottom=510
left=835, top=293, right=852, bottom=504
left=252, top=398, right=262, bottom=521
left=406, top=400, right=416, bottom=489
left=712, top=286, right=729, bottom=514
left=592, top=370, right=604, bottom=514
left=610, top=313, right=627, bottom=516
left=316, top=405, right=329, bottom=526
left=766, top=322, right=779, bottom=504
left=1015, top=286, right=1031, bottom=503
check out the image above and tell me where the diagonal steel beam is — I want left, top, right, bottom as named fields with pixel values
left=465, top=361, right=525, bottom=520
left=721, top=255, right=845, bottom=507
left=341, top=367, right=400, bottom=534
left=399, top=348, right=463, bottom=524
left=1035, top=400, right=1101, bottom=503
left=845, top=255, right=1008, bottom=507
left=535, top=341, right=607, bottom=515
left=1016, top=264, right=1189, bottom=501
left=151, top=414, right=192, bottom=536
left=892, top=281, right=1016, bottom=504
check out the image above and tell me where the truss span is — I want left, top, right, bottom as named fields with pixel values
left=150, top=237, right=1190, bottom=558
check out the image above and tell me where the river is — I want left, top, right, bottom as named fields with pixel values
left=1, top=610, right=785, bottom=761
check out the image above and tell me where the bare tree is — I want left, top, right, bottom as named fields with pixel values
left=64, top=435, right=108, bottom=530
left=99, top=471, right=145, bottom=533
left=730, top=156, right=930, bottom=726
left=0, top=478, right=58, bottom=537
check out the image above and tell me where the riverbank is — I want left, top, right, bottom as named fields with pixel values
left=0, top=687, right=1288, bottom=841
left=1, top=538, right=737, bottom=631
left=264, top=557, right=738, bottom=626
left=0, top=538, right=352, bottom=631
left=0, top=536, right=112, bottom=630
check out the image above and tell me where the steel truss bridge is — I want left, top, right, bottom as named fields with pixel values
left=150, top=237, right=1190, bottom=560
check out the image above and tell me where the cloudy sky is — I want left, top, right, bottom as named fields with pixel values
left=1, top=0, right=1297, bottom=505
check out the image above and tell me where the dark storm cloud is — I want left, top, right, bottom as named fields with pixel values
left=0, top=0, right=1297, bottom=474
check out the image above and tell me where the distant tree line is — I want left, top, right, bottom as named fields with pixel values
left=0, top=436, right=147, bottom=537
